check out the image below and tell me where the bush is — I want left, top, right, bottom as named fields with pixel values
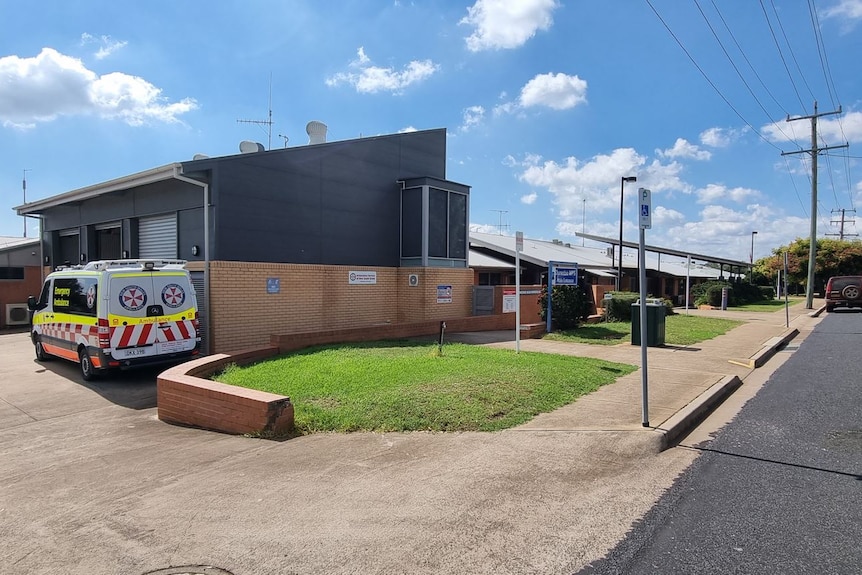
left=603, top=291, right=640, bottom=322
left=758, top=285, right=775, bottom=300
left=538, top=285, right=592, bottom=330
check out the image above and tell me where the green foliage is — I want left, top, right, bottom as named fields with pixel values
left=755, top=238, right=862, bottom=289
left=758, top=285, right=775, bottom=300
left=603, top=291, right=640, bottom=322
left=538, top=285, right=592, bottom=330
left=692, top=279, right=766, bottom=307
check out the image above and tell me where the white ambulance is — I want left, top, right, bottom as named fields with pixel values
left=28, top=259, right=201, bottom=380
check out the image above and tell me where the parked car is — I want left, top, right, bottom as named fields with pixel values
left=824, top=276, right=862, bottom=312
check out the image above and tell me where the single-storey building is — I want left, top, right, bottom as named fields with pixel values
left=0, top=237, right=42, bottom=329
left=16, top=127, right=479, bottom=353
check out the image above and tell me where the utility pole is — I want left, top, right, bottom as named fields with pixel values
left=781, top=102, right=847, bottom=309
left=827, top=209, right=857, bottom=240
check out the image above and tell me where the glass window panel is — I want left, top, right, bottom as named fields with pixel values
left=429, top=188, right=448, bottom=258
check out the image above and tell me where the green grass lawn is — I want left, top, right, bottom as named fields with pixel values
left=731, top=297, right=804, bottom=312
left=544, top=314, right=742, bottom=346
left=214, top=341, right=636, bottom=435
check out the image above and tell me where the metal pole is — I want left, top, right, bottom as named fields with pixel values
left=515, top=233, right=521, bottom=353
left=639, top=227, right=649, bottom=427
left=805, top=104, right=818, bottom=309
left=581, top=199, right=586, bottom=246
left=784, top=252, right=790, bottom=328
left=618, top=176, right=637, bottom=291
left=546, top=262, right=554, bottom=333
left=685, top=255, right=691, bottom=315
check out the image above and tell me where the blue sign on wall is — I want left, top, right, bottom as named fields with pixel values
left=266, top=278, right=280, bottom=294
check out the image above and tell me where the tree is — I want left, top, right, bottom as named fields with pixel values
left=755, top=238, right=862, bottom=290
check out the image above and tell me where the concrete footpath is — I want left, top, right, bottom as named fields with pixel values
left=0, top=300, right=824, bottom=575
left=450, top=300, right=824, bottom=450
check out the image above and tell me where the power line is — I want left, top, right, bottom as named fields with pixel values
left=759, top=0, right=806, bottom=110
left=645, top=0, right=782, bottom=151
left=694, top=0, right=796, bottom=144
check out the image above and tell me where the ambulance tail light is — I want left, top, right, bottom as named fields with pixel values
left=192, top=318, right=200, bottom=333
left=98, top=318, right=111, bottom=348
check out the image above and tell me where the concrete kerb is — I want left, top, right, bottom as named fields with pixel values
left=654, top=375, right=742, bottom=449
left=727, top=327, right=800, bottom=369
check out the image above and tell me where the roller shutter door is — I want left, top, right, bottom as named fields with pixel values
left=138, top=214, right=177, bottom=259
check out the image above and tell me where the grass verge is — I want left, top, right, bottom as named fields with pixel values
left=730, top=297, right=804, bottom=312
left=544, top=314, right=742, bottom=346
left=213, top=340, right=636, bottom=434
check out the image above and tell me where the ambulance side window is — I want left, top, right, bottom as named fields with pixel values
left=53, top=278, right=98, bottom=317
left=37, top=281, right=51, bottom=307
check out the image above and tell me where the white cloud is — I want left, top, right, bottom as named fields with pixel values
left=460, top=0, right=559, bottom=52
left=762, top=111, right=862, bottom=145
left=821, top=0, right=862, bottom=20
left=469, top=222, right=501, bottom=233
left=521, top=192, right=538, bottom=204
left=658, top=138, right=711, bottom=160
left=81, top=33, right=128, bottom=60
left=0, top=48, right=196, bottom=129
left=652, top=206, right=686, bottom=226
left=696, top=183, right=761, bottom=204
left=398, top=126, right=418, bottom=133
left=517, top=147, right=647, bottom=216
left=326, top=47, right=439, bottom=94
left=519, top=72, right=587, bottom=110
left=700, top=127, right=735, bottom=147
left=460, top=105, right=485, bottom=131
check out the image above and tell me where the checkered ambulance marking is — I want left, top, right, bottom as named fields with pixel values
left=38, top=323, right=98, bottom=347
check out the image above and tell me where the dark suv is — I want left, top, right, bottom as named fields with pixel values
left=825, top=276, right=862, bottom=312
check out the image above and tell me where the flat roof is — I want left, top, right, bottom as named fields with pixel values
left=576, top=232, right=750, bottom=267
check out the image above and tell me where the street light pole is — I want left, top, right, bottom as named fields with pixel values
left=750, top=231, right=758, bottom=283
left=618, top=176, right=637, bottom=291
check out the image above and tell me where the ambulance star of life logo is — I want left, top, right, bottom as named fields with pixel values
left=161, top=284, right=186, bottom=308
left=86, top=285, right=97, bottom=309
left=118, top=285, right=147, bottom=311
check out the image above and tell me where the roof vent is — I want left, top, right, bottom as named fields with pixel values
left=239, top=140, right=265, bottom=154
left=306, top=121, right=328, bottom=144
left=192, top=154, right=209, bottom=161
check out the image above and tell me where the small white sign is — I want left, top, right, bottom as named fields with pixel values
left=515, top=231, right=523, bottom=252
left=349, top=271, right=377, bottom=285
left=502, top=289, right=517, bottom=313
left=639, top=188, right=652, bottom=229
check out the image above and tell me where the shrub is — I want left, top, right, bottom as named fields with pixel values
left=758, top=285, right=775, bottom=300
left=538, top=285, right=592, bottom=330
left=603, top=291, right=640, bottom=322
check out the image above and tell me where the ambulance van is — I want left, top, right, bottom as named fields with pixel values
left=28, top=259, right=201, bottom=380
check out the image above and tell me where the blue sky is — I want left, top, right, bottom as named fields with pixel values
left=2, top=0, right=862, bottom=263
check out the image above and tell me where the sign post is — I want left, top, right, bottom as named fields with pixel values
left=515, top=231, right=523, bottom=353
left=638, top=187, right=651, bottom=428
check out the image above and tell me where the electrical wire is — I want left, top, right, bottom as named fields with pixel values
left=770, top=0, right=817, bottom=104
left=645, top=0, right=783, bottom=152
left=694, top=0, right=798, bottom=145
left=759, top=0, right=806, bottom=110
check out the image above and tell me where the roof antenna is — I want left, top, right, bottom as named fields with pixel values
left=236, top=72, right=274, bottom=150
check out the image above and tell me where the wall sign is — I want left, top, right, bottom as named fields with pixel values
left=436, top=285, right=452, bottom=304
left=349, top=271, right=377, bottom=285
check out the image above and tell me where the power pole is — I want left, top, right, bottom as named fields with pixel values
left=827, top=209, right=857, bottom=240
left=781, top=102, right=847, bottom=309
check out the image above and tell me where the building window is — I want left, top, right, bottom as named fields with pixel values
left=0, top=267, right=25, bottom=280
left=401, top=188, right=422, bottom=258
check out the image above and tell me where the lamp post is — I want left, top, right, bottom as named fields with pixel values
left=750, top=231, right=758, bottom=283
left=617, top=176, right=637, bottom=291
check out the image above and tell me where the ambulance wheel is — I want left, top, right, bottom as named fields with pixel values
left=78, top=348, right=96, bottom=381
left=34, top=337, right=50, bottom=362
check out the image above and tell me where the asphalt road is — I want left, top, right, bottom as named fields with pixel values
left=579, top=310, right=862, bottom=574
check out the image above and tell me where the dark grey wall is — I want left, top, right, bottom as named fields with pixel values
left=197, top=129, right=448, bottom=266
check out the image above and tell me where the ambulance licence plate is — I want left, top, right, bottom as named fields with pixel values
left=117, top=347, right=152, bottom=358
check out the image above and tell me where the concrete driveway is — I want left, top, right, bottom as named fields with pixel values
left=0, top=328, right=709, bottom=575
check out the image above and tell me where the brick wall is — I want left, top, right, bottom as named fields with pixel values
left=0, top=266, right=43, bottom=329
left=157, top=346, right=294, bottom=436
left=208, top=262, right=474, bottom=354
